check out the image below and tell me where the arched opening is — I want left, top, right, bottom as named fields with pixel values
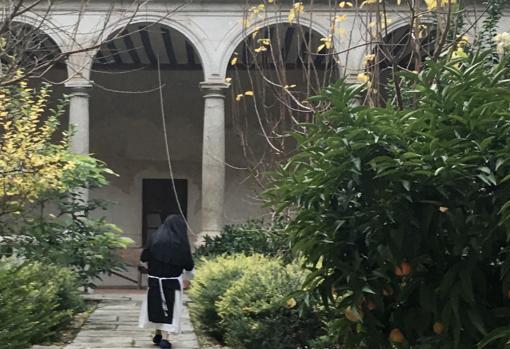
left=223, top=22, right=340, bottom=217
left=1, top=22, right=64, bottom=78
left=89, top=23, right=204, bottom=280
left=371, top=24, right=436, bottom=104
left=0, top=21, right=68, bottom=132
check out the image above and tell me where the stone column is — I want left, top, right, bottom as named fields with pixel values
left=199, top=81, right=229, bottom=243
left=66, top=79, right=92, bottom=201
left=66, top=80, right=92, bottom=154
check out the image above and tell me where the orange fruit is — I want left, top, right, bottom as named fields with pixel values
left=433, top=321, right=444, bottom=335
left=344, top=306, right=363, bottom=322
left=389, top=328, right=405, bottom=344
left=394, top=261, right=412, bottom=277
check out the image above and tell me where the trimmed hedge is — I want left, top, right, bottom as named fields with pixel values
left=218, top=260, right=322, bottom=349
left=189, top=254, right=267, bottom=340
left=0, top=258, right=84, bottom=349
left=189, top=254, right=323, bottom=348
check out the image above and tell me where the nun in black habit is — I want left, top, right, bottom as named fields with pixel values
left=138, top=214, right=194, bottom=349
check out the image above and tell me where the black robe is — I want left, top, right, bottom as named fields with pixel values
left=140, top=215, right=194, bottom=324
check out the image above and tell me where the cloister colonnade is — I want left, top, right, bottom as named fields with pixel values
left=11, top=1, right=502, bottom=253
left=12, top=1, right=371, bottom=242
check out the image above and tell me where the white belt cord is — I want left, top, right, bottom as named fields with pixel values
left=148, top=275, right=183, bottom=318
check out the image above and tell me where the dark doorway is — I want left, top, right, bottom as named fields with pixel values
left=142, top=179, right=188, bottom=245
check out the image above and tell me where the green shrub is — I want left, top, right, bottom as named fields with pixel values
left=189, top=254, right=267, bottom=340
left=194, top=219, right=290, bottom=260
left=217, top=259, right=322, bottom=349
left=266, top=51, right=510, bottom=348
left=0, top=258, right=84, bottom=349
left=17, top=217, right=133, bottom=287
left=190, top=253, right=324, bottom=348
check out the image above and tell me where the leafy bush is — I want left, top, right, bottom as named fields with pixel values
left=217, top=259, right=322, bottom=349
left=189, top=254, right=266, bottom=340
left=190, top=254, right=324, bottom=348
left=0, top=81, right=73, bottom=218
left=266, top=51, right=510, bottom=348
left=0, top=258, right=84, bottom=349
left=194, top=219, right=290, bottom=260
left=17, top=216, right=132, bottom=287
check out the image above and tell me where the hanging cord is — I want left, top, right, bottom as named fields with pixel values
left=156, top=56, right=196, bottom=237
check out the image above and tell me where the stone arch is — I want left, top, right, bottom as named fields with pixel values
left=88, top=16, right=210, bottom=246
left=376, top=18, right=437, bottom=70
left=383, top=15, right=436, bottom=36
left=1, top=16, right=67, bottom=79
left=89, top=15, right=210, bottom=79
left=8, top=13, right=67, bottom=55
left=219, top=15, right=337, bottom=79
left=367, top=17, right=437, bottom=104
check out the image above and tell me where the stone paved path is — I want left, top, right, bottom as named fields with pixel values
left=64, top=291, right=200, bottom=349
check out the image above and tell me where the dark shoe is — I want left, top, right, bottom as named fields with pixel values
left=152, top=334, right=162, bottom=345
left=159, top=339, right=172, bottom=349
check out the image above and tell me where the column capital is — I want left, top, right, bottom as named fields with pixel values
left=200, top=80, right=230, bottom=98
left=65, top=79, right=93, bottom=96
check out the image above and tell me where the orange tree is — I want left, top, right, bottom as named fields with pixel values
left=266, top=50, right=510, bottom=348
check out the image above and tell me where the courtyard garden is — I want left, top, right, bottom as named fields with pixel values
left=2, top=1, right=510, bottom=349
left=3, top=39, right=510, bottom=349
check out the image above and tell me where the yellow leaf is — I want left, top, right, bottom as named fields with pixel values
left=357, top=73, right=370, bottom=83
left=288, top=2, right=304, bottom=23
left=452, top=47, right=468, bottom=59
left=317, top=44, right=326, bottom=52
left=230, top=56, right=238, bottom=66
left=360, top=0, right=377, bottom=7
left=294, top=2, right=304, bottom=11
left=244, top=91, right=254, bottom=96
left=258, top=38, right=271, bottom=46
left=424, top=0, right=436, bottom=10
left=236, top=94, right=243, bottom=101
left=363, top=53, right=376, bottom=64
left=418, top=25, right=428, bottom=39
left=286, top=298, right=297, bottom=308
left=288, top=11, right=296, bottom=23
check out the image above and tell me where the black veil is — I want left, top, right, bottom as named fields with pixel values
left=147, top=214, right=193, bottom=266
